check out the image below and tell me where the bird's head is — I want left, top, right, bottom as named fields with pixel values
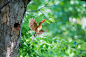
left=39, top=19, right=46, bottom=26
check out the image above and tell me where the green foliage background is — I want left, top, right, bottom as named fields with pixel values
left=19, top=0, right=86, bottom=57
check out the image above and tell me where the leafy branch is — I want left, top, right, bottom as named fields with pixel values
left=26, top=0, right=61, bottom=24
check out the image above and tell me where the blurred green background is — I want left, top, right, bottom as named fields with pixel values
left=18, top=0, right=86, bottom=57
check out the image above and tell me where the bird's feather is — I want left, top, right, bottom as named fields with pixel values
left=29, top=19, right=38, bottom=31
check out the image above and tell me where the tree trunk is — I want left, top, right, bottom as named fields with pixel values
left=0, top=0, right=31, bottom=57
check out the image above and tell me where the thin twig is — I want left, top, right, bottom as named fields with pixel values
left=27, top=1, right=50, bottom=12
left=27, top=9, right=39, bottom=12
left=39, top=10, right=48, bottom=20
left=0, top=0, right=11, bottom=10
left=26, top=0, right=61, bottom=24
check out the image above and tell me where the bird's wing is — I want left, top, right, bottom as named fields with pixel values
left=29, top=19, right=38, bottom=31
left=37, top=29, right=45, bottom=35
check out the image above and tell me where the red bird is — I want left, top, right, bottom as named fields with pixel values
left=29, top=19, right=46, bottom=37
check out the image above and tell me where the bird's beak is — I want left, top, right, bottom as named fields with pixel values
left=42, top=19, right=46, bottom=23
left=39, top=19, right=46, bottom=25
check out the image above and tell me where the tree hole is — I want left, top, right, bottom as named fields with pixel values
left=14, top=23, right=20, bottom=30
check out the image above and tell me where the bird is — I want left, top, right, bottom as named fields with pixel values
left=29, top=19, right=46, bottom=37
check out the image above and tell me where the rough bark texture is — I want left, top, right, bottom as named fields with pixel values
left=0, top=0, right=31, bottom=57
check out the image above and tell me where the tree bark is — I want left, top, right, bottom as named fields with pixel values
left=0, top=0, right=31, bottom=57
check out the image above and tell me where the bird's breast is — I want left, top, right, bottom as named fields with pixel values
left=36, top=26, right=42, bottom=32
